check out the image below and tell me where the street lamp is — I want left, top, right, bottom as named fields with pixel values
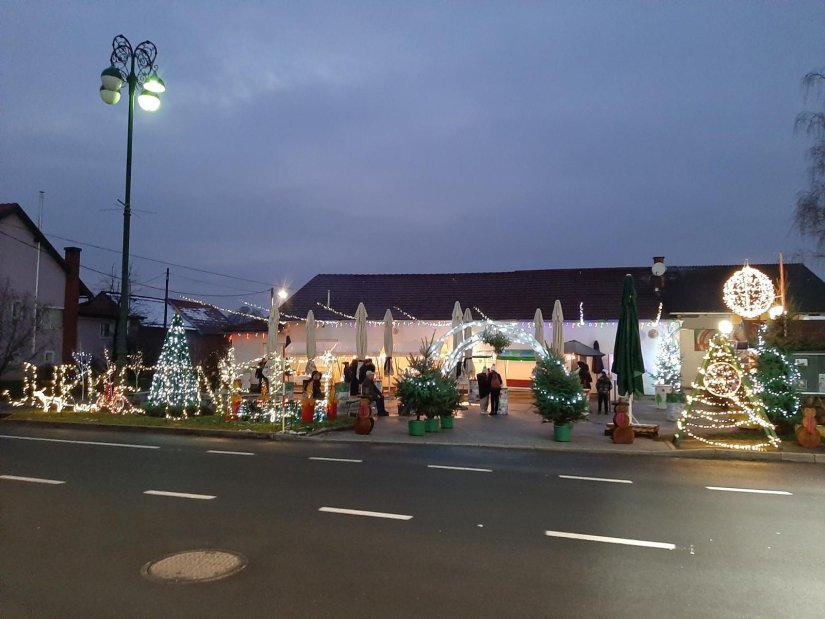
left=99, top=34, right=165, bottom=366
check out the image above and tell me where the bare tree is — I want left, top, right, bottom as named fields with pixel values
left=795, top=70, right=825, bottom=253
left=0, top=278, right=45, bottom=378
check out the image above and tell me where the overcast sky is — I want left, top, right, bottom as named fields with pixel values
left=2, top=1, right=824, bottom=310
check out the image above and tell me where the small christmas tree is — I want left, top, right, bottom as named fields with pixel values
left=651, top=326, right=681, bottom=390
left=753, top=344, right=801, bottom=431
left=674, top=333, right=779, bottom=450
left=396, top=337, right=460, bottom=420
left=531, top=352, right=588, bottom=425
left=148, top=313, right=199, bottom=412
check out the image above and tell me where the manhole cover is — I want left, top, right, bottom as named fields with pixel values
left=141, top=549, right=247, bottom=583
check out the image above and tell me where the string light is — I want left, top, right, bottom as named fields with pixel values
left=578, top=302, right=584, bottom=326
left=148, top=313, right=200, bottom=415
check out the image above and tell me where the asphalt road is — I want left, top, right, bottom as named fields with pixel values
left=1, top=425, right=822, bottom=619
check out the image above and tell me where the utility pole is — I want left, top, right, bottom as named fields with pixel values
left=163, top=268, right=169, bottom=329
left=32, top=191, right=44, bottom=355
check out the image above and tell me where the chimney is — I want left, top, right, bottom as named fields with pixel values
left=62, top=247, right=81, bottom=363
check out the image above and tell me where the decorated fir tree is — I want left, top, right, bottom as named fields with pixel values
left=531, top=352, right=588, bottom=425
left=674, top=333, right=779, bottom=450
left=148, top=313, right=199, bottom=411
left=651, top=326, right=681, bottom=390
left=396, top=337, right=460, bottom=420
left=753, top=344, right=801, bottom=431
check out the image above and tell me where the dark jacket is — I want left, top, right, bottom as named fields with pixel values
left=489, top=370, right=503, bottom=391
left=477, top=372, right=490, bottom=398
left=596, top=375, right=612, bottom=394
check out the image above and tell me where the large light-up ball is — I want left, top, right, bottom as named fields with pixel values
left=723, top=265, right=775, bottom=318
left=705, top=362, right=741, bottom=397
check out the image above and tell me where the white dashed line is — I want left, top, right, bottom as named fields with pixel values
left=706, top=486, right=792, bottom=496
left=0, top=434, right=159, bottom=449
left=207, top=450, right=255, bottom=456
left=309, top=457, right=363, bottom=463
left=319, top=507, right=412, bottom=520
left=559, top=474, right=633, bottom=484
left=0, top=474, right=66, bottom=485
left=144, top=490, right=216, bottom=500
left=545, top=530, right=675, bottom=550
left=428, top=465, right=493, bottom=473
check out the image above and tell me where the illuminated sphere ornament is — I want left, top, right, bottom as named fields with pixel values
left=704, top=362, right=741, bottom=397
left=722, top=265, right=775, bottom=318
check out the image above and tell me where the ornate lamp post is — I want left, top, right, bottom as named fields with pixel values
left=99, top=34, right=165, bottom=366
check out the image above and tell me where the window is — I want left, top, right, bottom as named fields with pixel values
left=43, top=350, right=55, bottom=363
left=42, top=308, right=62, bottom=330
left=100, top=322, right=112, bottom=338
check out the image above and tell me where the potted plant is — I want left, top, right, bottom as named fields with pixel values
left=396, top=337, right=460, bottom=435
left=531, top=352, right=589, bottom=441
left=482, top=328, right=511, bottom=358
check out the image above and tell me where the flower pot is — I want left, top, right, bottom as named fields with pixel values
left=553, top=423, right=572, bottom=442
left=440, top=415, right=454, bottom=430
left=424, top=418, right=440, bottom=433
left=327, top=400, right=337, bottom=421
left=300, top=399, right=314, bottom=423
left=408, top=419, right=425, bottom=436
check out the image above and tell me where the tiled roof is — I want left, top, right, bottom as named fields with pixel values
left=269, top=263, right=825, bottom=324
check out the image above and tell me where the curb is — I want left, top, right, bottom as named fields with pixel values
left=1, top=418, right=822, bottom=464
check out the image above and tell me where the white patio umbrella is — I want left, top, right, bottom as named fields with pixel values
left=383, top=309, right=394, bottom=376
left=306, top=310, right=316, bottom=361
left=267, top=289, right=280, bottom=357
left=463, top=307, right=475, bottom=377
left=355, top=302, right=368, bottom=361
left=452, top=301, right=464, bottom=350
left=551, top=300, right=564, bottom=358
left=534, top=308, right=545, bottom=359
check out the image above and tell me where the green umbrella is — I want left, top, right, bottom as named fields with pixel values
left=611, top=274, right=645, bottom=397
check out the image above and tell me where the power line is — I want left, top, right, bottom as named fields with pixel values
left=44, top=231, right=275, bottom=286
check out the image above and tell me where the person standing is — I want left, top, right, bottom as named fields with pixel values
left=477, top=367, right=490, bottom=412
left=346, top=359, right=359, bottom=396
left=596, top=371, right=612, bottom=414
left=488, top=365, right=503, bottom=415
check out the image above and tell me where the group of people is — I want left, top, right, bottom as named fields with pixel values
left=576, top=360, right=613, bottom=414
left=344, top=358, right=387, bottom=416
left=476, top=365, right=504, bottom=415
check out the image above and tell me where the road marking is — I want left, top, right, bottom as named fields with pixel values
left=0, top=434, right=160, bottom=450
left=207, top=450, right=255, bottom=456
left=144, top=490, right=216, bottom=500
left=706, top=486, right=792, bottom=496
left=319, top=507, right=412, bottom=520
left=0, top=474, right=66, bottom=485
left=559, top=474, right=632, bottom=484
left=309, top=457, right=363, bottom=463
left=428, top=465, right=493, bottom=473
left=545, top=530, right=675, bottom=550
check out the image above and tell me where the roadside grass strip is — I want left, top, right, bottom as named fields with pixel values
left=428, top=465, right=493, bottom=473
left=545, top=530, right=676, bottom=550
left=0, top=474, right=65, bottom=485
left=559, top=474, right=633, bottom=484
left=309, top=457, right=363, bottom=463
left=319, top=507, right=413, bottom=520
left=706, top=486, right=792, bottom=496
left=0, top=434, right=159, bottom=449
left=207, top=450, right=255, bottom=456
left=144, top=490, right=216, bottom=500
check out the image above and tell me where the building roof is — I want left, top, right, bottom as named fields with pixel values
left=263, top=263, right=825, bottom=325
left=0, top=202, right=93, bottom=298
left=110, top=293, right=231, bottom=335
left=78, top=292, right=120, bottom=319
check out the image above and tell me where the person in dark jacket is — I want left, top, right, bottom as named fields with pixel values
left=477, top=368, right=490, bottom=412
left=346, top=359, right=359, bottom=396
left=358, top=358, right=376, bottom=385
left=308, top=370, right=324, bottom=400
left=577, top=360, right=592, bottom=390
left=596, top=371, right=612, bottom=414
left=361, top=370, right=387, bottom=416
left=488, top=365, right=503, bottom=415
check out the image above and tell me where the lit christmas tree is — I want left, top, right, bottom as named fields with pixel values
left=651, top=324, right=681, bottom=390
left=148, top=313, right=199, bottom=412
left=674, top=332, right=779, bottom=451
left=531, top=352, right=588, bottom=424
left=752, top=343, right=801, bottom=431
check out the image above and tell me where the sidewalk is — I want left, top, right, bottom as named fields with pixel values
left=313, top=391, right=825, bottom=464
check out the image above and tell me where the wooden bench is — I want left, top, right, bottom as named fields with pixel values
left=340, top=397, right=366, bottom=417
left=604, top=423, right=660, bottom=439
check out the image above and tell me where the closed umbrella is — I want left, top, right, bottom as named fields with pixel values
left=267, top=289, right=279, bottom=357
left=306, top=310, right=316, bottom=361
left=463, top=307, right=475, bottom=378
left=355, top=302, right=368, bottom=361
left=551, top=300, right=564, bottom=358
left=592, top=340, right=604, bottom=374
left=383, top=309, right=394, bottom=376
left=612, top=274, right=646, bottom=422
left=534, top=308, right=545, bottom=360
left=452, top=301, right=463, bottom=351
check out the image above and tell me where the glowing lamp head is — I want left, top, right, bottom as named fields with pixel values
left=277, top=289, right=288, bottom=301
left=769, top=305, right=784, bottom=320
left=718, top=319, right=733, bottom=335
left=143, top=71, right=166, bottom=93
left=137, top=90, right=161, bottom=112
